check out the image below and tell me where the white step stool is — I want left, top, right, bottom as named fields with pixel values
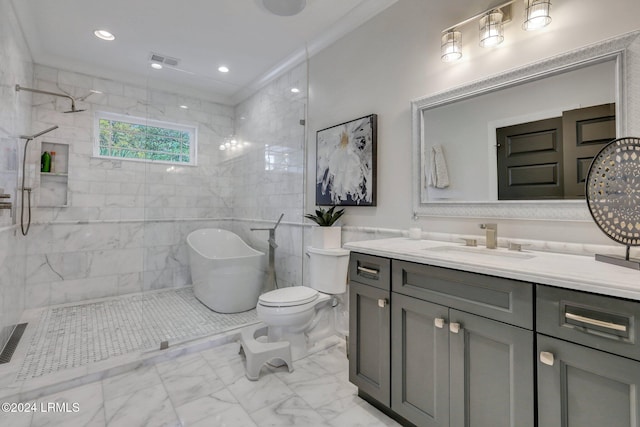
left=239, top=322, right=294, bottom=381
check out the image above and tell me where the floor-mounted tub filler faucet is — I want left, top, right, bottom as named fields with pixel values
left=251, top=213, right=285, bottom=292
left=479, top=223, right=498, bottom=249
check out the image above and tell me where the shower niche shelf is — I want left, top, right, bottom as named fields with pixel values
left=39, top=141, right=69, bottom=207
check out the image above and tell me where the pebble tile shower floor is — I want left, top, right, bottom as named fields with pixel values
left=17, top=287, right=258, bottom=380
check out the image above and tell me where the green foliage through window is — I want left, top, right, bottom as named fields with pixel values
left=97, top=113, right=195, bottom=164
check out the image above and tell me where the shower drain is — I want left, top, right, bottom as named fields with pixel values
left=0, top=323, right=28, bottom=364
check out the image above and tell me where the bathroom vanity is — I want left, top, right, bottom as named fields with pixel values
left=345, top=238, right=640, bottom=427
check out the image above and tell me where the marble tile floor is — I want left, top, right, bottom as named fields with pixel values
left=0, top=339, right=401, bottom=427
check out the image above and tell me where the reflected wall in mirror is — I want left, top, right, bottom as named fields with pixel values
left=412, top=30, right=640, bottom=220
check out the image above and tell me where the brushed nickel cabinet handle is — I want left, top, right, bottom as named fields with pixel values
left=357, top=266, right=379, bottom=276
left=540, top=351, right=555, bottom=366
left=565, top=312, right=627, bottom=332
left=378, top=298, right=388, bottom=308
left=449, top=322, right=461, bottom=334
left=434, top=318, right=446, bottom=329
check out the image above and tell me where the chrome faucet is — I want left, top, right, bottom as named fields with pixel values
left=479, top=223, right=498, bottom=249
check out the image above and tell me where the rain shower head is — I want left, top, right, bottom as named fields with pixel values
left=20, top=125, right=59, bottom=140
left=15, top=84, right=92, bottom=114
left=63, top=100, right=85, bottom=114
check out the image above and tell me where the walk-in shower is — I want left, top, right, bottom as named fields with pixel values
left=19, top=125, right=58, bottom=235
left=15, top=83, right=95, bottom=235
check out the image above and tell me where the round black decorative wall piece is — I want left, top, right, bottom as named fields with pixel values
left=586, top=137, right=640, bottom=247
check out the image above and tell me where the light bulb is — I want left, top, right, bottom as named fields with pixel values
left=523, top=0, right=552, bottom=31
left=441, top=31, right=462, bottom=62
left=94, top=30, right=115, bottom=41
left=479, top=10, right=504, bottom=48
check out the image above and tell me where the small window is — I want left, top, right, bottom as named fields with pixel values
left=95, top=112, right=197, bottom=165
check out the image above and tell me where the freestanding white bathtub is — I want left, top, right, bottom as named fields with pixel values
left=187, top=229, right=265, bottom=313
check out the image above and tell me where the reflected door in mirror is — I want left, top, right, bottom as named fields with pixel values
left=497, top=103, right=615, bottom=200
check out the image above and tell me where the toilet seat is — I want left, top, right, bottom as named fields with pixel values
left=258, top=287, right=319, bottom=308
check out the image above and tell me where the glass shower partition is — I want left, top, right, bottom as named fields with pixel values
left=139, top=59, right=309, bottom=349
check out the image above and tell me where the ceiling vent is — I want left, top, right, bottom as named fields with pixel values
left=149, top=52, right=180, bottom=67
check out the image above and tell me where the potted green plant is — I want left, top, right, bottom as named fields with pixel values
left=305, top=206, right=345, bottom=249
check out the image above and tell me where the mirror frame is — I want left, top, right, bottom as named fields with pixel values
left=412, top=30, right=640, bottom=221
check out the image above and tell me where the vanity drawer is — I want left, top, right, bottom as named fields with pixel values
left=537, top=285, right=640, bottom=361
left=349, top=253, right=391, bottom=291
left=392, top=260, right=533, bottom=329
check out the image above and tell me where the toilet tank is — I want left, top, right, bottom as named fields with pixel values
left=308, top=247, right=350, bottom=294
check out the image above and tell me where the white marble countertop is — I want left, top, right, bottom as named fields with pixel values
left=343, top=238, right=640, bottom=301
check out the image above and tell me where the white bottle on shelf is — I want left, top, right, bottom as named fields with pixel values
left=50, top=151, right=56, bottom=173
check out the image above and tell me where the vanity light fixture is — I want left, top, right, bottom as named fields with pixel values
left=179, top=105, right=189, bottom=109
left=523, top=0, right=552, bottom=30
left=290, top=87, right=300, bottom=93
left=218, top=66, right=230, bottom=73
left=479, top=9, right=505, bottom=47
left=150, top=63, right=163, bottom=70
left=441, top=0, right=552, bottom=62
left=441, top=30, right=463, bottom=62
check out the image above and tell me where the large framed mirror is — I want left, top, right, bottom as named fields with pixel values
left=412, top=30, right=640, bottom=220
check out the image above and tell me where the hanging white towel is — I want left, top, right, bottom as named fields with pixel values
left=426, top=145, right=450, bottom=189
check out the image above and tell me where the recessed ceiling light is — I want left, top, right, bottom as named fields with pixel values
left=151, top=63, right=163, bottom=70
left=263, top=0, right=307, bottom=16
left=218, top=66, right=230, bottom=73
left=290, top=87, right=300, bottom=93
left=94, top=30, right=115, bottom=41
left=179, top=105, right=188, bottom=109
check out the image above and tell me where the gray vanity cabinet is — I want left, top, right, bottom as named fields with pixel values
left=391, top=260, right=534, bottom=427
left=349, top=250, right=640, bottom=427
left=391, top=292, right=449, bottom=427
left=536, top=285, right=640, bottom=427
left=537, top=335, right=640, bottom=427
left=448, top=309, right=534, bottom=427
left=348, top=253, right=391, bottom=406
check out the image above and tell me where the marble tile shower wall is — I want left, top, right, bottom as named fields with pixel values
left=22, top=219, right=227, bottom=308
left=0, top=0, right=33, bottom=349
left=20, top=62, right=310, bottom=306
left=28, top=64, right=235, bottom=223
left=20, top=64, right=238, bottom=307
left=231, top=63, right=308, bottom=288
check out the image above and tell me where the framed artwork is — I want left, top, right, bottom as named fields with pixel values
left=315, top=114, right=377, bottom=206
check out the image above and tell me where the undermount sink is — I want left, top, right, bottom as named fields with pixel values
left=422, top=245, right=536, bottom=260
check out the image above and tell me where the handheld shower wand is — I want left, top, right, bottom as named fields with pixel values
left=19, top=125, right=59, bottom=236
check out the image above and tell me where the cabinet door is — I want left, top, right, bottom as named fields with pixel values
left=449, top=310, right=534, bottom=427
left=537, top=335, right=640, bottom=427
left=349, top=281, right=390, bottom=406
left=391, top=293, right=449, bottom=427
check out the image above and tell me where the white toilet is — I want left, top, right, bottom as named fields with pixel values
left=256, top=246, right=350, bottom=361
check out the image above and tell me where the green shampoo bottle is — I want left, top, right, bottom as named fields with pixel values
left=41, top=151, right=51, bottom=173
